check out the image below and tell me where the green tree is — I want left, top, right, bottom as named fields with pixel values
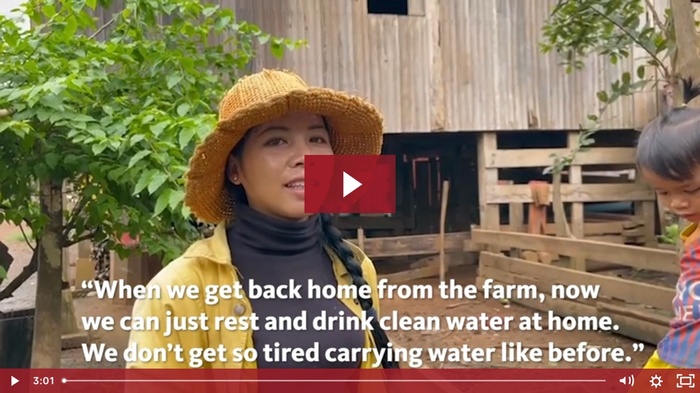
left=537, top=0, right=698, bottom=239
left=0, top=0, right=303, bottom=367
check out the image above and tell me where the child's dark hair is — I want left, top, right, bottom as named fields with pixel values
left=225, top=131, right=399, bottom=369
left=636, top=77, right=700, bottom=181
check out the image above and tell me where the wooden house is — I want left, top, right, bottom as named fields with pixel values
left=223, top=0, right=661, bottom=248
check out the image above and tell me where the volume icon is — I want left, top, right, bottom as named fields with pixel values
left=619, top=375, right=635, bottom=386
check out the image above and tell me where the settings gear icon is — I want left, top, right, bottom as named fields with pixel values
left=650, top=374, right=663, bottom=388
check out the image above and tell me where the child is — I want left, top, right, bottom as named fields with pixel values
left=635, top=77, right=700, bottom=369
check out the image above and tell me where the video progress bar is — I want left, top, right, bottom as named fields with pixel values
left=62, top=379, right=608, bottom=383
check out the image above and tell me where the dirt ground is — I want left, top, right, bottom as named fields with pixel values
left=0, top=222, right=656, bottom=369
left=379, top=264, right=655, bottom=368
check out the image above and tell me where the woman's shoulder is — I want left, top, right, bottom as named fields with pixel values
left=144, top=254, right=203, bottom=293
left=145, top=238, right=224, bottom=290
left=146, top=222, right=232, bottom=287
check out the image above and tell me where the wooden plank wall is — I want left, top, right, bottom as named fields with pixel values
left=476, top=131, right=657, bottom=247
left=472, top=229, right=677, bottom=344
left=222, top=0, right=659, bottom=133
left=228, top=0, right=431, bottom=133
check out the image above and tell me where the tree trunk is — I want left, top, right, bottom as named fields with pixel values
left=30, top=179, right=64, bottom=368
left=670, top=0, right=700, bottom=104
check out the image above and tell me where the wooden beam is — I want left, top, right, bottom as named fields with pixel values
left=379, top=264, right=440, bottom=284
left=480, top=252, right=675, bottom=311
left=584, top=235, right=627, bottom=244
left=347, top=232, right=476, bottom=258
left=568, top=133, right=586, bottom=270
left=486, top=147, right=637, bottom=168
left=475, top=274, right=669, bottom=345
left=597, top=302, right=669, bottom=326
left=485, top=183, right=655, bottom=204
left=499, top=221, right=633, bottom=236
left=472, top=229, right=678, bottom=274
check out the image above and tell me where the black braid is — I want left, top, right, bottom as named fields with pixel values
left=319, top=213, right=399, bottom=369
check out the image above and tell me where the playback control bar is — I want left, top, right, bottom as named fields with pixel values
left=2, top=368, right=695, bottom=393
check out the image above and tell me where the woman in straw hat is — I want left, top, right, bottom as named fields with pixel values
left=126, top=69, right=398, bottom=370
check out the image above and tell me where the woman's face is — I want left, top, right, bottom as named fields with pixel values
left=227, top=112, right=333, bottom=221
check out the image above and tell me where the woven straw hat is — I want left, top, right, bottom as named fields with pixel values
left=184, top=69, right=385, bottom=224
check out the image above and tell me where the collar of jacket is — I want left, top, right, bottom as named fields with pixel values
left=180, top=221, right=354, bottom=281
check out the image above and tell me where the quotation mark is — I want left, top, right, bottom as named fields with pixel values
left=633, top=343, right=645, bottom=352
left=82, top=280, right=95, bottom=290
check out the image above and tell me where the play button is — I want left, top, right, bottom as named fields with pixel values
left=11, top=376, right=18, bottom=386
left=343, top=172, right=362, bottom=197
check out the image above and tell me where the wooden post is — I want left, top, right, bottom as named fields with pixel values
left=508, top=201, right=524, bottom=232
left=439, top=180, right=450, bottom=282
left=357, top=228, right=365, bottom=250
left=477, top=133, right=500, bottom=252
left=503, top=180, right=523, bottom=258
left=634, top=174, right=658, bottom=247
left=567, top=133, right=586, bottom=270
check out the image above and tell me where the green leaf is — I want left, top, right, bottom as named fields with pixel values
left=177, top=103, right=191, bottom=117
left=151, top=121, right=169, bottom=136
left=128, top=150, right=151, bottom=169
left=270, top=42, right=284, bottom=60
left=596, top=90, right=609, bottom=103
left=45, top=153, right=60, bottom=169
left=42, top=5, right=57, bottom=18
left=92, top=141, right=109, bottom=155
left=167, top=74, right=183, bottom=88
left=148, top=173, right=169, bottom=194
left=130, top=134, right=146, bottom=146
left=636, top=65, right=645, bottom=79
left=73, top=114, right=95, bottom=122
left=258, top=34, right=271, bottom=45
left=154, top=188, right=173, bottom=215
left=169, top=189, right=185, bottom=210
left=134, top=171, right=156, bottom=195
left=64, top=16, right=79, bottom=38
left=0, top=266, right=6, bottom=280
left=621, top=72, right=631, bottom=86
left=178, top=128, right=196, bottom=149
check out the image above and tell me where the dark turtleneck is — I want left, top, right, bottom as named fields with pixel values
left=227, top=203, right=365, bottom=368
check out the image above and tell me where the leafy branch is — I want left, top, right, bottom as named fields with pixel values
left=539, top=0, right=671, bottom=237
left=0, top=0, right=306, bottom=300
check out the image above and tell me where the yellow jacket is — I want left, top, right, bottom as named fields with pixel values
left=125, top=222, right=382, bottom=369
left=680, top=222, right=700, bottom=246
